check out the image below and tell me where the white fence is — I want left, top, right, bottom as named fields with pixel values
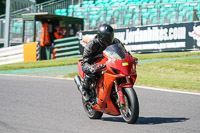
left=0, top=45, right=24, bottom=65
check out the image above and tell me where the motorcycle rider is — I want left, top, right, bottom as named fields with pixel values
left=81, top=24, right=122, bottom=101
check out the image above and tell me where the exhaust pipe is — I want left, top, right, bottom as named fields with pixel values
left=74, top=75, right=83, bottom=93
left=74, top=75, right=90, bottom=101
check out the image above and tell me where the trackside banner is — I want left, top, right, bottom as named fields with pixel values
left=81, top=22, right=200, bottom=53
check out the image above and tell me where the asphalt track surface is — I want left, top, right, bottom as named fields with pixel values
left=0, top=75, right=200, bottom=133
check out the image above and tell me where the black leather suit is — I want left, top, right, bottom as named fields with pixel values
left=81, top=36, right=121, bottom=89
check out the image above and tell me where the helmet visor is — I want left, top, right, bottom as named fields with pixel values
left=102, top=32, right=114, bottom=46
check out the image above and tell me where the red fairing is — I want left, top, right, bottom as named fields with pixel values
left=78, top=60, right=85, bottom=78
left=117, top=85, right=125, bottom=104
left=130, top=57, right=138, bottom=85
left=105, top=53, right=135, bottom=76
left=77, top=43, right=138, bottom=116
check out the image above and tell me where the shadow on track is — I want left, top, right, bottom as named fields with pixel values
left=102, top=117, right=189, bottom=124
left=137, top=117, right=189, bottom=125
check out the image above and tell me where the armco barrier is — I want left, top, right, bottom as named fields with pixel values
left=0, top=45, right=24, bottom=65
left=54, top=36, right=80, bottom=59
left=0, top=42, right=39, bottom=65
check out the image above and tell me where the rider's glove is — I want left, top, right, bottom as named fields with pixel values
left=89, top=64, right=106, bottom=74
left=89, top=67, right=97, bottom=74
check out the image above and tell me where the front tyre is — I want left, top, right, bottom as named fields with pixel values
left=120, top=87, right=139, bottom=124
left=82, top=98, right=103, bottom=119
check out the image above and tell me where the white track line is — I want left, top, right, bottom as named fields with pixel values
left=0, top=74, right=199, bottom=96
left=135, top=85, right=200, bottom=96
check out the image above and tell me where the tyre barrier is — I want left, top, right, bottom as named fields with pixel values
left=54, top=36, right=81, bottom=59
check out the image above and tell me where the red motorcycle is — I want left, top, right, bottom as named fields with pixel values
left=74, top=43, right=139, bottom=124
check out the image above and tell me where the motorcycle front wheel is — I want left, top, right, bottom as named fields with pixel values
left=82, top=98, right=103, bottom=119
left=120, top=87, right=139, bottom=124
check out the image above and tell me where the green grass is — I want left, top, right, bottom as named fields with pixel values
left=0, top=51, right=199, bottom=71
left=64, top=72, right=80, bottom=78
left=0, top=57, right=81, bottom=71
left=135, top=58, right=200, bottom=92
left=62, top=58, right=200, bottom=92
left=133, top=51, right=200, bottom=60
left=0, top=51, right=200, bottom=92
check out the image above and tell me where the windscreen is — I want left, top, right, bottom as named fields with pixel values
left=104, top=43, right=126, bottom=60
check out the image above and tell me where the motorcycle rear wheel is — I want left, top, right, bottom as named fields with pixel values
left=82, top=98, right=103, bottom=119
left=120, top=87, right=139, bottom=124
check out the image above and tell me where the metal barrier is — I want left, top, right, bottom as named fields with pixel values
left=0, top=45, right=24, bottom=65
left=54, top=36, right=80, bottom=59
left=0, top=42, right=40, bottom=65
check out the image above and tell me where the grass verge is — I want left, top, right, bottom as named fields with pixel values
left=64, top=72, right=80, bottom=78
left=0, top=52, right=200, bottom=71
left=65, top=52, right=200, bottom=92
left=133, top=51, right=200, bottom=60
left=64, top=58, right=200, bottom=92
left=0, top=57, right=81, bottom=71
left=136, top=58, right=200, bottom=92
left=0, top=51, right=200, bottom=92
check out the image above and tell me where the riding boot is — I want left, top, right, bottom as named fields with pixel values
left=81, top=76, right=91, bottom=102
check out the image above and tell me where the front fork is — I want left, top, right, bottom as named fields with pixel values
left=114, top=81, right=125, bottom=105
left=114, top=78, right=133, bottom=107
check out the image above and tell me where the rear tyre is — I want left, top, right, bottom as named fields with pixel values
left=120, top=87, right=139, bottom=124
left=82, top=98, right=103, bottom=119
